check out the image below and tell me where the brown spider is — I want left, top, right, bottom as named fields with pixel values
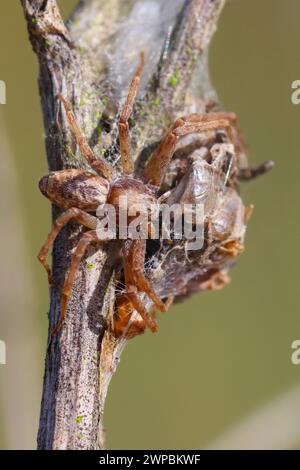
left=38, top=53, right=258, bottom=338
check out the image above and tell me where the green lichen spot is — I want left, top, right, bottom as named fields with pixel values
left=102, top=98, right=108, bottom=106
left=187, top=47, right=197, bottom=64
left=76, top=415, right=84, bottom=423
left=86, top=261, right=94, bottom=271
left=169, top=71, right=180, bottom=87
left=31, top=17, right=37, bottom=25
left=44, top=39, right=51, bottom=47
left=153, top=98, right=160, bottom=107
left=66, top=146, right=76, bottom=160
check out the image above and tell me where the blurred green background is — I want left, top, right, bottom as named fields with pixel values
left=0, top=0, right=299, bottom=449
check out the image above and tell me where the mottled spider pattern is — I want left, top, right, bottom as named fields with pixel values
left=38, top=53, right=273, bottom=338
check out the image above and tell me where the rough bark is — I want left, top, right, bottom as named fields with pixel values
left=21, top=0, right=226, bottom=450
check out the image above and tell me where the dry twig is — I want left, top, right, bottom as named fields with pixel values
left=21, top=0, right=226, bottom=450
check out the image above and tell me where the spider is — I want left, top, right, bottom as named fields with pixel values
left=38, top=53, right=252, bottom=338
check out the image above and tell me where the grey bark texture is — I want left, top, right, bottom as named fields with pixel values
left=21, top=0, right=225, bottom=450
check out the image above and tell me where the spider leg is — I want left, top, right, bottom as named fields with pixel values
left=52, top=230, right=100, bottom=335
left=58, top=94, right=115, bottom=180
left=179, top=112, right=246, bottom=154
left=112, top=236, right=174, bottom=338
left=238, top=160, right=274, bottom=181
left=38, top=208, right=98, bottom=285
left=142, top=112, right=245, bottom=187
left=125, top=290, right=158, bottom=333
left=113, top=290, right=174, bottom=338
left=118, top=52, right=145, bottom=175
left=113, top=294, right=147, bottom=339
left=124, top=238, right=167, bottom=311
left=115, top=238, right=170, bottom=336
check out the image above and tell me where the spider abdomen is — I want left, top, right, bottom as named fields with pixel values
left=39, top=168, right=109, bottom=211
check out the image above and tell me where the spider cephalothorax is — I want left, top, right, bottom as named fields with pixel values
left=38, top=53, right=272, bottom=338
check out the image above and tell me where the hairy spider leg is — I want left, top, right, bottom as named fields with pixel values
left=118, top=52, right=145, bottom=175
left=38, top=208, right=98, bottom=285
left=124, top=239, right=167, bottom=311
left=238, top=160, right=274, bottom=181
left=142, top=112, right=246, bottom=187
left=52, top=230, right=101, bottom=335
left=113, top=294, right=147, bottom=339
left=114, top=290, right=174, bottom=339
left=58, top=94, right=115, bottom=180
left=113, top=238, right=168, bottom=334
